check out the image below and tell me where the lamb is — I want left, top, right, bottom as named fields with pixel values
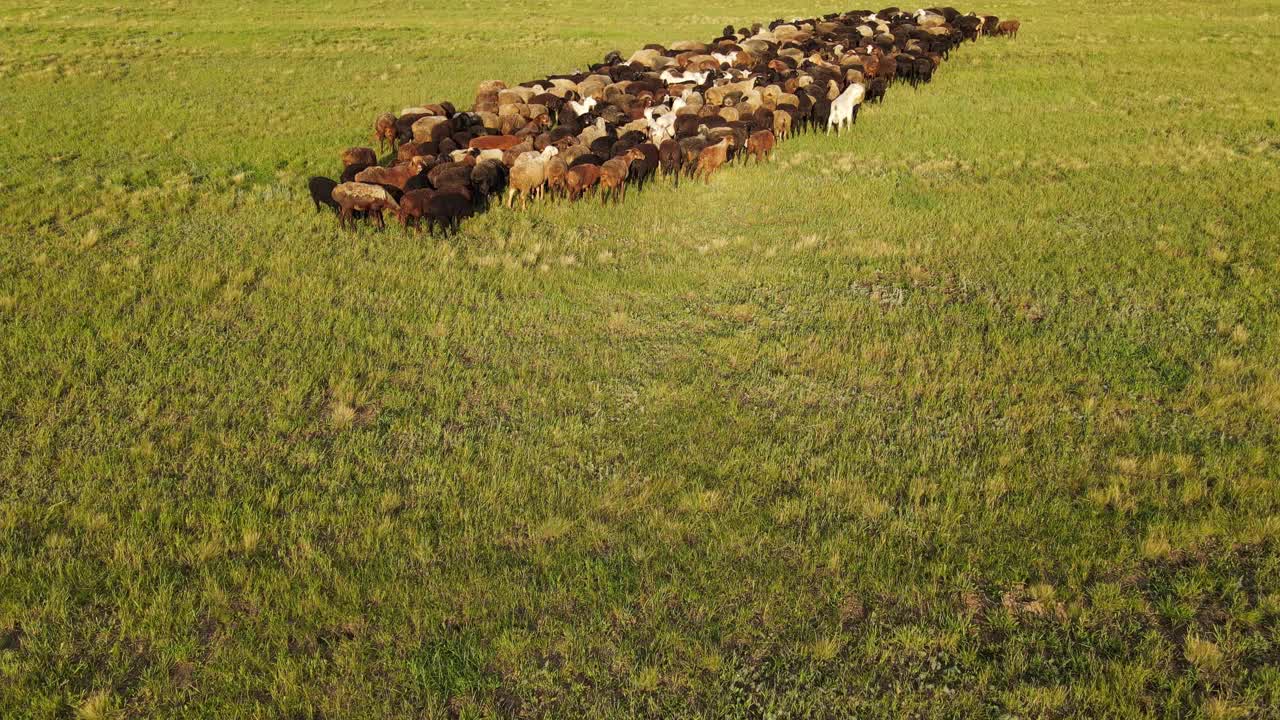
left=307, top=176, right=340, bottom=213
left=331, top=182, right=400, bottom=229
left=827, top=82, right=866, bottom=133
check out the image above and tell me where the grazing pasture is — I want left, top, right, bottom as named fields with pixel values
left=2, top=0, right=1280, bottom=718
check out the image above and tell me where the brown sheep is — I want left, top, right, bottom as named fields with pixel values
left=469, top=134, right=524, bottom=152
left=396, top=142, right=434, bottom=163
left=694, top=138, right=731, bottom=183
left=995, top=20, right=1020, bottom=38
left=599, top=148, right=642, bottom=204
left=354, top=156, right=428, bottom=190
left=564, top=163, right=601, bottom=201
left=544, top=156, right=569, bottom=197
left=332, top=182, right=400, bottom=229
left=374, top=112, right=397, bottom=151
left=397, top=188, right=436, bottom=230
left=772, top=110, right=792, bottom=140
left=342, top=147, right=377, bottom=168
left=746, top=130, right=776, bottom=164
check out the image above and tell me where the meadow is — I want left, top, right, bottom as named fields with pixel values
left=1, top=0, right=1279, bottom=717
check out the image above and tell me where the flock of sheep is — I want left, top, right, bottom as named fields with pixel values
left=308, top=7, right=1020, bottom=232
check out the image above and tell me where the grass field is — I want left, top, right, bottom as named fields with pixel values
left=2, top=0, right=1280, bottom=717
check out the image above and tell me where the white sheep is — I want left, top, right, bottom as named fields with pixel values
left=827, top=82, right=866, bottom=134
left=568, top=97, right=597, bottom=116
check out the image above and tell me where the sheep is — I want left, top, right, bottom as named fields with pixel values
left=331, top=182, right=400, bottom=229
left=470, top=159, right=508, bottom=203
left=627, top=142, right=660, bottom=188
left=599, top=150, right=640, bottom=204
left=307, top=176, right=340, bottom=213
left=341, top=147, right=377, bottom=168
left=396, top=142, right=435, bottom=163
left=428, top=162, right=475, bottom=193
left=658, top=139, right=683, bottom=183
left=772, top=109, right=793, bottom=139
left=745, top=130, right=776, bottom=163
left=545, top=156, right=569, bottom=197
left=694, top=138, right=731, bottom=182
left=424, top=191, right=475, bottom=235
left=563, top=163, right=601, bottom=201
left=568, top=97, right=598, bottom=116
left=506, top=147, right=558, bottom=209
left=569, top=152, right=606, bottom=168
left=374, top=112, right=397, bottom=151
left=468, top=134, right=524, bottom=152
left=678, top=136, right=709, bottom=176
left=354, top=155, right=429, bottom=190
left=341, top=162, right=375, bottom=183
left=995, top=19, right=1020, bottom=38
left=397, top=188, right=436, bottom=230
left=827, top=82, right=866, bottom=133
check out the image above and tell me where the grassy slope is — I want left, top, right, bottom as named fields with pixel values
left=2, top=0, right=1279, bottom=717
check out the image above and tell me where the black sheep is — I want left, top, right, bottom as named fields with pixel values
left=307, top=176, right=339, bottom=213
left=470, top=159, right=508, bottom=201
left=569, top=152, right=606, bottom=169
left=425, top=191, right=475, bottom=235
left=627, top=142, right=660, bottom=188
left=341, top=162, right=374, bottom=183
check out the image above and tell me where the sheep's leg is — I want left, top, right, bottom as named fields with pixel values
left=506, top=188, right=514, bottom=209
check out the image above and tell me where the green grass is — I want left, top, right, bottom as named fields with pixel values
left=2, top=0, right=1280, bottom=717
